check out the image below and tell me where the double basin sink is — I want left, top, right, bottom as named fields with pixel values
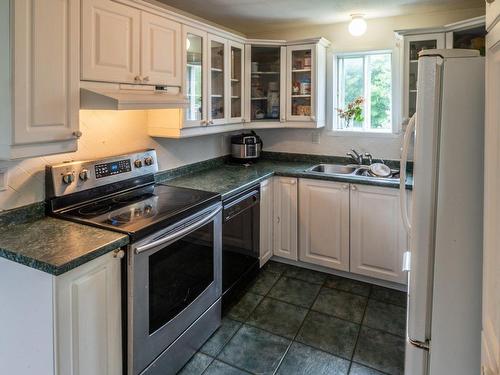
left=305, top=163, right=400, bottom=180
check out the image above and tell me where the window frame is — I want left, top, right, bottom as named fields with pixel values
left=330, top=49, right=401, bottom=137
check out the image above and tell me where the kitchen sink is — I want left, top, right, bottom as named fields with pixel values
left=305, top=163, right=400, bottom=180
left=306, top=164, right=358, bottom=175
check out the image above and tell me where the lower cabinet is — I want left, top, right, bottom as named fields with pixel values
left=298, top=179, right=350, bottom=271
left=350, top=184, right=408, bottom=284
left=56, top=250, right=123, bottom=375
left=259, top=178, right=274, bottom=266
left=273, top=177, right=298, bottom=260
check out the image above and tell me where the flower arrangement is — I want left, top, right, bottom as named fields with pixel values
left=336, top=96, right=365, bottom=127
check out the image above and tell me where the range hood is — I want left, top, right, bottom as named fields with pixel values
left=80, top=85, right=188, bottom=110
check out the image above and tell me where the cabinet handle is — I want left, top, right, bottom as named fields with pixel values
left=209, top=120, right=214, bottom=125
left=486, top=0, right=494, bottom=3
left=280, top=117, right=286, bottom=122
left=342, top=184, right=349, bottom=190
left=310, top=115, right=316, bottom=121
left=113, top=249, right=125, bottom=259
left=142, top=76, right=150, bottom=83
left=290, top=179, right=296, bottom=185
left=277, top=216, right=280, bottom=224
left=72, top=131, right=83, bottom=139
left=351, top=185, right=357, bottom=191
left=134, top=75, right=142, bottom=83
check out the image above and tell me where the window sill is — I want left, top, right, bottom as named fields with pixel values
left=326, top=130, right=400, bottom=138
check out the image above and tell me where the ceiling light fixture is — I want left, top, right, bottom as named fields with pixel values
left=349, top=14, right=367, bottom=37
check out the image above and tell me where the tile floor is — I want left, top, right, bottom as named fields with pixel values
left=178, top=261, right=407, bottom=375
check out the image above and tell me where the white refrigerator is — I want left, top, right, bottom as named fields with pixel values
left=400, top=49, right=484, bottom=375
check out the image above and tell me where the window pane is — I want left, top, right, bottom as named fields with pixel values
left=368, top=54, right=392, bottom=129
left=340, top=57, right=364, bottom=128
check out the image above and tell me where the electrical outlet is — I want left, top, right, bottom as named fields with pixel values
left=0, top=168, right=7, bottom=191
left=312, top=131, right=321, bottom=144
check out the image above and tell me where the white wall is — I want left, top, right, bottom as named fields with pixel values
left=0, top=111, right=230, bottom=211
left=249, top=8, right=484, bottom=160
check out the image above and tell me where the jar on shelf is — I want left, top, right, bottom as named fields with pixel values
left=300, top=77, right=311, bottom=95
left=292, top=81, right=300, bottom=95
left=304, top=52, right=312, bottom=68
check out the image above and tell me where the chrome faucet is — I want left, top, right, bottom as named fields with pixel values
left=346, top=149, right=363, bottom=165
left=364, top=153, right=373, bottom=165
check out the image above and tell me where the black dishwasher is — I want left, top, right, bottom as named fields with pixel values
left=222, top=185, right=260, bottom=307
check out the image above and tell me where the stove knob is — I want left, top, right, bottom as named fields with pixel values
left=144, top=156, right=154, bottom=166
left=62, top=172, right=75, bottom=185
left=79, top=169, right=89, bottom=181
left=134, top=159, right=143, bottom=168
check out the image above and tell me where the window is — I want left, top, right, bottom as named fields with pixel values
left=336, top=51, right=393, bottom=133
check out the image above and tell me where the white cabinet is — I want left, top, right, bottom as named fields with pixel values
left=56, top=250, right=123, bottom=375
left=273, top=177, right=298, bottom=260
left=260, top=178, right=274, bottom=266
left=141, top=12, right=182, bottom=86
left=0, top=0, right=80, bottom=160
left=81, top=0, right=181, bottom=86
left=482, top=12, right=500, bottom=375
left=229, top=41, right=245, bottom=123
left=285, top=40, right=328, bottom=127
left=350, top=184, right=407, bottom=284
left=298, top=179, right=350, bottom=271
left=82, top=0, right=141, bottom=84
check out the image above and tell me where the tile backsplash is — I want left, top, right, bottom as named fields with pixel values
left=0, top=110, right=231, bottom=211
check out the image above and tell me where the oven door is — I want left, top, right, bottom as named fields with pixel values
left=129, top=203, right=222, bottom=375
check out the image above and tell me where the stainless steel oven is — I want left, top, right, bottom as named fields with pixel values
left=129, top=202, right=222, bottom=375
left=222, top=186, right=260, bottom=306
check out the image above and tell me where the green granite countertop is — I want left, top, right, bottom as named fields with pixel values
left=162, top=160, right=413, bottom=199
left=0, top=215, right=129, bottom=276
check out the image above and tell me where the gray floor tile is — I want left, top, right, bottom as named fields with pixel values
left=200, top=318, right=242, bottom=356
left=226, top=292, right=263, bottom=322
left=218, top=325, right=290, bottom=374
left=276, top=342, right=350, bottom=375
left=283, top=265, right=327, bottom=285
left=325, top=275, right=372, bottom=297
left=203, top=360, right=251, bottom=375
left=247, top=271, right=280, bottom=295
left=262, top=261, right=290, bottom=275
left=177, top=352, right=213, bottom=375
left=353, top=327, right=405, bottom=375
left=363, top=299, right=406, bottom=337
left=312, top=287, right=368, bottom=323
left=370, top=286, right=406, bottom=307
left=268, top=276, right=322, bottom=308
left=247, top=297, right=308, bottom=339
left=349, top=363, right=387, bottom=375
left=296, top=311, right=360, bottom=359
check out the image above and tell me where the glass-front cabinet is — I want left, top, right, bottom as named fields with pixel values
left=247, top=46, right=284, bottom=123
left=208, top=35, right=226, bottom=125
left=288, top=46, right=314, bottom=121
left=183, top=26, right=207, bottom=128
left=229, top=41, right=245, bottom=123
left=403, top=34, right=445, bottom=119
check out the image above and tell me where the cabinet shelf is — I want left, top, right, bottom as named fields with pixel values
left=211, top=67, right=223, bottom=72
left=291, top=94, right=311, bottom=98
left=251, top=71, right=280, bottom=75
left=231, top=96, right=240, bottom=99
left=409, top=90, right=418, bottom=93
left=251, top=97, right=268, bottom=100
left=231, top=78, right=240, bottom=82
left=410, top=60, right=419, bottom=63
left=211, top=94, right=223, bottom=98
left=292, top=68, right=311, bottom=73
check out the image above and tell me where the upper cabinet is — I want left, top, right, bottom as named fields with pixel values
left=0, top=0, right=80, bottom=160
left=229, top=41, right=245, bottom=123
left=81, top=0, right=181, bottom=86
left=208, top=35, right=227, bottom=125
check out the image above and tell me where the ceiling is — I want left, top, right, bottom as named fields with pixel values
left=156, top=0, right=484, bottom=34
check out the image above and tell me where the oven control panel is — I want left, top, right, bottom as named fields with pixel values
left=46, top=149, right=158, bottom=198
left=95, top=159, right=132, bottom=179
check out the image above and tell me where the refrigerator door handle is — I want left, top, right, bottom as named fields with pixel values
left=400, top=114, right=416, bottom=234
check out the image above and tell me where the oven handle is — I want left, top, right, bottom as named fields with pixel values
left=134, top=205, right=222, bottom=255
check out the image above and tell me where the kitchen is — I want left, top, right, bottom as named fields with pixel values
left=0, top=1, right=498, bottom=375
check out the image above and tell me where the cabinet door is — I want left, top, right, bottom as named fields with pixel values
left=260, top=178, right=274, bottom=266
left=208, top=34, right=227, bottom=125
left=482, top=20, right=500, bottom=375
left=350, top=184, right=407, bottom=284
left=141, top=12, right=181, bottom=86
left=81, top=0, right=140, bottom=84
left=56, top=250, right=123, bottom=375
left=273, top=177, right=298, bottom=260
left=299, top=179, right=350, bottom=271
left=12, top=0, right=79, bottom=146
left=183, top=26, right=208, bottom=128
left=286, top=44, right=315, bottom=122
left=403, top=33, right=445, bottom=119
left=228, top=41, right=244, bottom=123
left=486, top=0, right=500, bottom=31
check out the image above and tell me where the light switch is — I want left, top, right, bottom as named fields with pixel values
left=0, top=168, right=7, bottom=191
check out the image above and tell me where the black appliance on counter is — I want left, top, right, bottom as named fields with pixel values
left=221, top=185, right=261, bottom=308
left=45, top=149, right=222, bottom=375
left=230, top=131, right=263, bottom=162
